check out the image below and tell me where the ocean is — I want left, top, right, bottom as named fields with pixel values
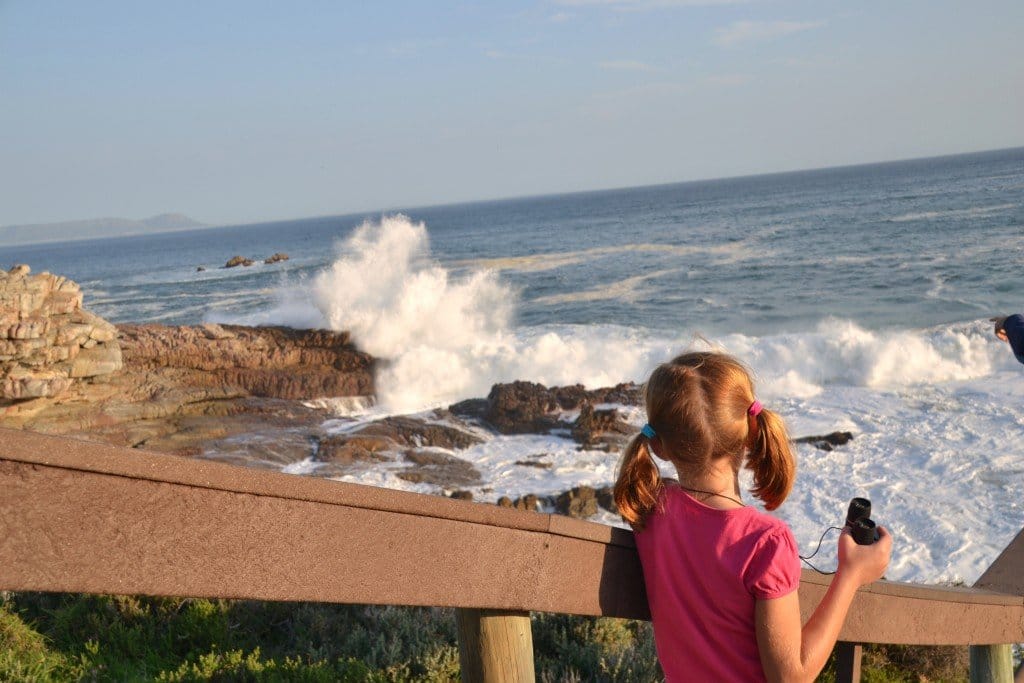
left=4, top=146, right=1023, bottom=585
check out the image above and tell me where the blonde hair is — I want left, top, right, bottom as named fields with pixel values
left=613, top=351, right=796, bottom=529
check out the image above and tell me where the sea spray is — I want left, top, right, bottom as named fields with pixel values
left=304, top=216, right=670, bottom=411
left=265, top=215, right=1017, bottom=416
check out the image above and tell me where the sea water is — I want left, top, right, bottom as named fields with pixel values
left=3, top=146, right=1023, bottom=584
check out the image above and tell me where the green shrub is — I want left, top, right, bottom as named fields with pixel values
left=0, top=592, right=985, bottom=682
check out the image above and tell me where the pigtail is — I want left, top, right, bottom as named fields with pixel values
left=614, top=434, right=663, bottom=530
left=745, top=408, right=796, bottom=510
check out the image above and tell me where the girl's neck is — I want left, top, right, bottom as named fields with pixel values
left=675, top=460, right=743, bottom=509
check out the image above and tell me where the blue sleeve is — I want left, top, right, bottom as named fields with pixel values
left=1005, top=314, right=1024, bottom=365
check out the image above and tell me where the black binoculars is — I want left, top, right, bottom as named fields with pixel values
left=846, top=497, right=880, bottom=545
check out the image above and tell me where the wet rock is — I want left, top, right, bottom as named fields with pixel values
left=793, top=431, right=854, bottom=451
left=449, top=490, right=474, bottom=501
left=494, top=494, right=543, bottom=511
left=224, top=255, right=254, bottom=268
left=475, top=380, right=644, bottom=436
left=484, top=381, right=560, bottom=434
left=555, top=486, right=598, bottom=519
left=196, top=266, right=206, bottom=272
left=515, top=459, right=552, bottom=469
left=316, top=434, right=393, bottom=464
left=449, top=397, right=489, bottom=419
left=512, top=494, right=542, bottom=511
left=551, top=382, right=643, bottom=410
left=354, top=414, right=483, bottom=450
left=397, top=449, right=481, bottom=487
left=571, top=403, right=633, bottom=450
left=595, top=486, right=617, bottom=514
left=264, top=252, right=289, bottom=264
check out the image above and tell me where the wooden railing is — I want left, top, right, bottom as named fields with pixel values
left=1, top=428, right=1022, bottom=681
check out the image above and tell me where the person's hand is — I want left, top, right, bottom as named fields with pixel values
left=837, top=526, right=891, bottom=586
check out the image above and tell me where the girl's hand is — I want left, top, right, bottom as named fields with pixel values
left=837, top=526, right=892, bottom=586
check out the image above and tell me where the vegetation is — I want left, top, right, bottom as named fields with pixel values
left=0, top=591, right=972, bottom=681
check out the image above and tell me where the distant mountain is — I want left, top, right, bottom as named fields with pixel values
left=0, top=213, right=208, bottom=246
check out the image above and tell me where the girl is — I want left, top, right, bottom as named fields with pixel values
left=614, top=352, right=891, bottom=683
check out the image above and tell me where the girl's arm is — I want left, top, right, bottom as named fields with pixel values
left=755, top=527, right=892, bottom=683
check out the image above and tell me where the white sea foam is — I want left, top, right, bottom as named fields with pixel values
left=225, top=215, right=1024, bottom=584
left=451, top=240, right=762, bottom=273
left=533, top=268, right=681, bottom=305
left=888, top=203, right=1017, bottom=223
left=242, top=215, right=1015, bottom=415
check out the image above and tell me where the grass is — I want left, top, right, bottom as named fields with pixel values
left=0, top=591, right=976, bottom=681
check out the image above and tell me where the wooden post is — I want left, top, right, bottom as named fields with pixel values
left=835, top=641, right=862, bottom=683
left=969, top=644, right=1014, bottom=683
left=456, top=608, right=535, bottom=683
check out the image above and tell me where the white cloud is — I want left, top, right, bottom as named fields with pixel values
left=599, top=60, right=658, bottom=72
left=713, top=20, right=826, bottom=47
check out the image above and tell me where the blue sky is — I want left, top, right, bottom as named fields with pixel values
left=1, top=0, right=1022, bottom=227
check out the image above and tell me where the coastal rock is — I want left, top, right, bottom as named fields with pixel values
left=396, top=449, right=481, bottom=487
left=793, top=431, right=855, bottom=451
left=571, top=403, right=633, bottom=450
left=117, top=324, right=374, bottom=400
left=312, top=412, right=482, bottom=471
left=449, top=397, right=489, bottom=419
left=316, top=434, right=393, bottom=464
left=2, top=308, right=375, bottom=456
left=224, top=255, right=254, bottom=268
left=595, top=486, right=617, bottom=514
left=0, top=266, right=121, bottom=400
left=472, top=380, right=642, bottom=438
left=496, top=494, right=543, bottom=512
left=264, top=252, right=289, bottom=264
left=554, top=486, right=599, bottom=518
left=551, top=382, right=643, bottom=410
left=483, top=381, right=561, bottom=434
left=353, top=414, right=483, bottom=450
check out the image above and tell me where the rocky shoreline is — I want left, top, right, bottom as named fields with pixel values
left=1, top=265, right=854, bottom=521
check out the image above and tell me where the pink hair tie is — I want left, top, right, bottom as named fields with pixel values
left=748, top=400, right=763, bottom=417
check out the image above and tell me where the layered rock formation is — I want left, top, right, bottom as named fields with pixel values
left=0, top=268, right=375, bottom=453
left=0, top=265, right=121, bottom=401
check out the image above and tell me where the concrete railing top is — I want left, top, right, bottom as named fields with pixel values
left=2, top=427, right=1023, bottom=645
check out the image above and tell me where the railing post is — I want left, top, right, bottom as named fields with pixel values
left=456, top=608, right=535, bottom=682
left=835, top=641, right=862, bottom=683
left=969, top=644, right=1014, bottom=683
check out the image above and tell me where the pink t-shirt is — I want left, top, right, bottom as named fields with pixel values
left=634, top=485, right=801, bottom=682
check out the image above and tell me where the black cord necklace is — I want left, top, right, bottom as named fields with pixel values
left=681, top=486, right=745, bottom=507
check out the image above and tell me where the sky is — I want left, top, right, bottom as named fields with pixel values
left=1, top=0, right=1022, bottom=228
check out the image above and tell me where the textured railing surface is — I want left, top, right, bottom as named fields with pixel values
left=2, top=427, right=1023, bottom=647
